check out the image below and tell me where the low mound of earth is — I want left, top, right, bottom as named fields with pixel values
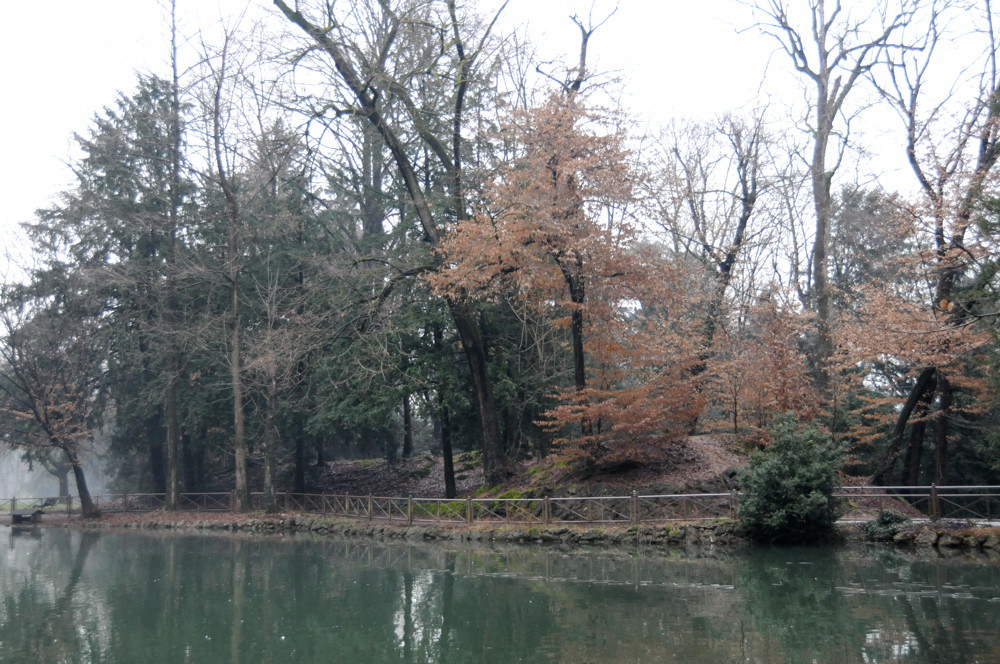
left=311, top=452, right=485, bottom=498
left=305, top=435, right=749, bottom=499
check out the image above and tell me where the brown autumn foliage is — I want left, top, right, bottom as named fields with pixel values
left=538, top=255, right=707, bottom=465
left=431, top=92, right=705, bottom=465
left=702, top=296, right=818, bottom=436
left=431, top=92, right=635, bottom=301
left=835, top=279, right=993, bottom=427
left=829, top=209, right=996, bottom=476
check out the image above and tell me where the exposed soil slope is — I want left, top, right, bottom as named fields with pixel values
left=304, top=435, right=749, bottom=499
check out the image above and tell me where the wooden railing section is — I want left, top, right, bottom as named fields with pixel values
left=3, top=485, right=999, bottom=524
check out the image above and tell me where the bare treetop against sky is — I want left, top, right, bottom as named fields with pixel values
left=0, top=0, right=966, bottom=264
left=0, top=2, right=766, bottom=249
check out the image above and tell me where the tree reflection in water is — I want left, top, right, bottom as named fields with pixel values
left=0, top=529, right=998, bottom=664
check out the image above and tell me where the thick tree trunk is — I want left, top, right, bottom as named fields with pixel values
left=560, top=264, right=591, bottom=439
left=65, top=446, right=98, bottom=518
left=439, top=404, right=457, bottom=499
left=904, top=420, right=926, bottom=486
left=57, top=466, right=69, bottom=498
left=934, top=376, right=953, bottom=486
left=873, top=366, right=937, bottom=486
left=231, top=294, right=249, bottom=512
left=449, top=302, right=507, bottom=484
left=182, top=432, right=199, bottom=491
left=42, top=452, right=73, bottom=498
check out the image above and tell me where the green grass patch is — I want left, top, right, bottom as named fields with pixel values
left=412, top=501, right=466, bottom=519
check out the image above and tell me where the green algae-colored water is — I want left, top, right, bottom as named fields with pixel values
left=1, top=525, right=998, bottom=663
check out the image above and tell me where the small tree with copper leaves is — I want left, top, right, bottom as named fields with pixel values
left=704, top=296, right=817, bottom=437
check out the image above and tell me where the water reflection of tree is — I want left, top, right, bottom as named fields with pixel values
left=7, top=533, right=1000, bottom=663
left=0, top=530, right=104, bottom=663
left=738, top=547, right=1000, bottom=663
left=738, top=547, right=864, bottom=661
left=890, top=557, right=1000, bottom=664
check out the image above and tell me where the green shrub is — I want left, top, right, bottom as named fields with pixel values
left=862, top=508, right=911, bottom=542
left=738, top=414, right=844, bottom=544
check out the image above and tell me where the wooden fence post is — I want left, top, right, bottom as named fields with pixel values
left=367, top=495, right=372, bottom=522
left=466, top=497, right=473, bottom=525
left=631, top=490, right=638, bottom=524
left=544, top=496, right=551, bottom=525
left=931, top=484, right=940, bottom=521
left=407, top=496, right=414, bottom=526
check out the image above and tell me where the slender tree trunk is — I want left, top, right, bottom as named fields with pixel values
left=433, top=325, right=457, bottom=498
left=163, top=0, right=183, bottom=512
left=230, top=278, right=249, bottom=511
left=402, top=393, right=414, bottom=458
left=757, top=0, right=908, bottom=398
left=164, top=360, right=181, bottom=507
left=262, top=373, right=279, bottom=513
left=211, top=40, right=250, bottom=512
left=150, top=443, right=166, bottom=493
left=811, top=101, right=835, bottom=396
left=294, top=433, right=306, bottom=493
left=441, top=407, right=456, bottom=499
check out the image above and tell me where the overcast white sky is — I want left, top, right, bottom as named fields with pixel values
left=0, top=0, right=925, bottom=269
left=0, top=2, right=774, bottom=249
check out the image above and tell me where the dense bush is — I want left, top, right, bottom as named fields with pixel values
left=738, top=414, right=844, bottom=544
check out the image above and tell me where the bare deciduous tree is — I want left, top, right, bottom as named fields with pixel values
left=750, top=0, right=914, bottom=394
left=869, top=0, right=1000, bottom=486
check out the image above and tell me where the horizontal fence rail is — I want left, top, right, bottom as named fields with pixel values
left=4, top=486, right=999, bottom=525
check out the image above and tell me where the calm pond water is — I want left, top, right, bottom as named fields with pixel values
left=1, top=525, right=998, bottom=663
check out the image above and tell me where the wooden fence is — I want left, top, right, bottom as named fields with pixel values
left=3, top=485, right=999, bottom=525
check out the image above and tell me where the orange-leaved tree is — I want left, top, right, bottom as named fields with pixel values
left=835, top=259, right=994, bottom=486
left=433, top=91, right=704, bottom=464
left=702, top=296, right=817, bottom=437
